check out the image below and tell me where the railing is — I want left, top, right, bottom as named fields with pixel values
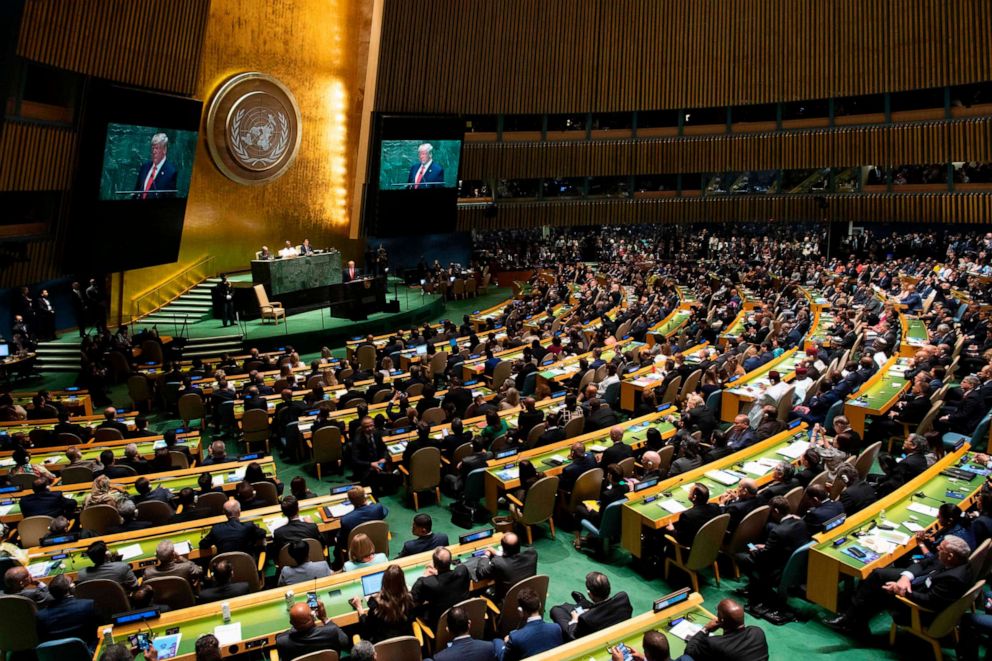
left=129, top=255, right=215, bottom=321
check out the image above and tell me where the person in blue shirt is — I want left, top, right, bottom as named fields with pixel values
left=36, top=574, right=99, bottom=650
left=494, top=588, right=562, bottom=660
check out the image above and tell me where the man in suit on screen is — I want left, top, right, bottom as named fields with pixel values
left=407, top=143, right=444, bottom=189
left=133, top=132, right=178, bottom=199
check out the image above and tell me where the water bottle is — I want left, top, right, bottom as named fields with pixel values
left=221, top=601, right=231, bottom=623
left=880, top=507, right=887, bottom=522
left=103, top=627, right=114, bottom=645
left=285, top=589, right=295, bottom=611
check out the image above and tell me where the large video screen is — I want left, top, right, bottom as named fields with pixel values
left=99, top=123, right=198, bottom=200
left=65, top=82, right=202, bottom=273
left=377, top=139, right=461, bottom=191
left=364, top=115, right=464, bottom=237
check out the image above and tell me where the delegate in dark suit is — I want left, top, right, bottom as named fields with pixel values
left=497, top=618, right=562, bottom=661
left=336, top=502, right=388, bottom=549
left=407, top=160, right=445, bottom=187
left=36, top=595, right=99, bottom=647
left=684, top=625, right=769, bottom=661
left=198, top=581, right=252, bottom=604
left=411, top=561, right=471, bottom=628
left=275, top=622, right=349, bottom=660
left=429, top=635, right=498, bottom=661
left=475, top=544, right=538, bottom=602
left=398, top=531, right=449, bottom=557
left=133, top=159, right=179, bottom=199
left=272, top=518, right=323, bottom=555
left=20, top=489, right=77, bottom=519
left=672, top=502, right=723, bottom=546
left=200, top=517, right=266, bottom=555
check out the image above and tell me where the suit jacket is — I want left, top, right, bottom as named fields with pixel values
left=476, top=548, right=538, bottom=602
left=337, top=503, right=388, bottom=548
left=599, top=441, right=632, bottom=468
left=429, top=635, right=498, bottom=661
left=272, top=518, right=323, bottom=554
left=198, top=581, right=251, bottom=604
left=905, top=561, right=973, bottom=613
left=499, top=618, right=562, bottom=661
left=134, top=159, right=178, bottom=198
left=343, top=266, right=362, bottom=282
left=411, top=564, right=471, bottom=627
left=896, top=395, right=932, bottom=425
left=560, top=453, right=598, bottom=492
left=585, top=407, right=618, bottom=432
left=673, top=502, right=723, bottom=546
left=685, top=625, right=769, bottom=661
left=99, top=420, right=129, bottom=435
left=570, top=592, right=633, bottom=640
left=722, top=497, right=761, bottom=532
left=839, top=480, right=877, bottom=515
left=803, top=500, right=845, bottom=534
left=398, top=532, right=449, bottom=558
left=77, top=561, right=138, bottom=591
left=199, top=518, right=266, bottom=555
left=276, top=622, right=349, bottom=660
left=894, top=451, right=930, bottom=485
left=132, top=487, right=173, bottom=506
left=948, top=390, right=985, bottom=434
left=20, top=491, right=77, bottom=518
left=755, top=517, right=810, bottom=571
left=408, top=161, right=445, bottom=186
left=143, top=558, right=202, bottom=584
left=516, top=410, right=545, bottom=439
left=36, top=597, right=99, bottom=645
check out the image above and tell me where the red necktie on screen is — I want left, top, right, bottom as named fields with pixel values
left=415, top=165, right=426, bottom=189
left=142, top=164, right=158, bottom=199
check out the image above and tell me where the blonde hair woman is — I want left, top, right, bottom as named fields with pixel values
left=344, top=532, right=387, bottom=572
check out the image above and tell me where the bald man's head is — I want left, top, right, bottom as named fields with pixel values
left=502, top=532, right=520, bottom=556
left=289, top=602, right=316, bottom=631
left=223, top=499, right=241, bottom=519
left=609, top=426, right=624, bottom=444
left=717, top=599, right=745, bottom=631
left=641, top=450, right=661, bottom=470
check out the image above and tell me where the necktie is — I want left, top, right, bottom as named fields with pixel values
left=415, top=165, right=426, bottom=189
left=142, top=164, right=159, bottom=199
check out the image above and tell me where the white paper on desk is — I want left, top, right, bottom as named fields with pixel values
left=0, top=504, right=13, bottom=516
left=212, top=476, right=225, bottom=487
left=588, top=445, right=608, bottom=453
left=214, top=623, right=242, bottom=647
left=264, top=517, right=288, bottom=531
left=117, top=543, right=143, bottom=561
left=862, top=536, right=896, bottom=555
left=742, top=461, right=772, bottom=476
left=329, top=504, right=354, bottom=518
left=705, top=470, right=739, bottom=486
left=903, top=521, right=924, bottom=533
left=27, top=560, right=52, bottom=579
left=757, top=457, right=780, bottom=469
left=230, top=468, right=246, bottom=481
left=669, top=619, right=703, bottom=641
left=778, top=440, right=811, bottom=459
left=878, top=529, right=911, bottom=546
left=907, top=502, right=940, bottom=518
left=658, top=499, right=688, bottom=514
left=0, top=458, right=15, bottom=468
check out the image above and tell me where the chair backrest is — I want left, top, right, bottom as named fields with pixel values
left=59, top=465, right=94, bottom=485
left=434, top=597, right=487, bottom=650
left=616, top=456, right=636, bottom=477
left=657, top=444, right=676, bottom=476
left=409, top=446, right=442, bottom=492
left=807, top=470, right=830, bottom=492
left=143, top=576, right=196, bottom=610
left=178, top=393, right=205, bottom=421
left=563, top=415, right=585, bottom=439
left=343, top=397, right=366, bottom=410
left=421, top=407, right=446, bottom=426
left=136, top=500, right=174, bottom=525
left=915, top=402, right=944, bottom=436
left=463, top=468, right=486, bottom=503
left=252, top=481, right=279, bottom=506
left=56, top=432, right=84, bottom=446
left=524, top=423, right=546, bottom=449
left=127, top=375, right=152, bottom=402
left=853, top=441, right=881, bottom=480
left=705, top=388, right=723, bottom=416
left=661, top=376, right=682, bottom=405
left=210, top=551, right=262, bottom=592
left=520, top=475, right=559, bottom=525
left=926, top=579, right=986, bottom=638
left=429, top=352, right=448, bottom=377
left=290, top=652, right=338, bottom=661
left=349, top=520, right=389, bottom=556
left=242, top=408, right=270, bottom=435
left=776, top=386, right=796, bottom=421
left=685, top=513, right=731, bottom=570
left=968, top=538, right=992, bottom=580
left=969, top=412, right=992, bottom=452
left=0, top=595, right=38, bottom=652
left=594, top=365, right=608, bottom=382
left=356, top=345, right=377, bottom=372
left=140, top=340, right=163, bottom=364
left=577, top=369, right=596, bottom=393
left=312, top=425, right=343, bottom=464
left=80, top=504, right=122, bottom=534
left=679, top=369, right=703, bottom=400
left=169, top=451, right=190, bottom=469
left=452, top=442, right=473, bottom=465
left=568, top=468, right=603, bottom=512
left=823, top=399, right=845, bottom=430
left=253, top=284, right=271, bottom=307
left=491, top=361, right=513, bottom=389
left=197, top=491, right=229, bottom=516
left=277, top=538, right=325, bottom=568
left=374, top=636, right=421, bottom=661
left=498, top=574, right=550, bottom=635
left=372, top=389, right=393, bottom=404
left=783, top=486, right=804, bottom=514
left=17, top=515, right=53, bottom=547
left=405, top=382, right=425, bottom=397
left=777, top=541, right=815, bottom=596
left=94, top=427, right=124, bottom=442
left=596, top=498, right=626, bottom=541
left=725, top=505, right=770, bottom=555
left=602, top=381, right=621, bottom=407
left=74, top=579, right=130, bottom=622
left=35, top=637, right=92, bottom=661
left=8, top=472, right=35, bottom=492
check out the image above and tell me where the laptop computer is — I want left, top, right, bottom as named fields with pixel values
left=361, top=571, right=385, bottom=596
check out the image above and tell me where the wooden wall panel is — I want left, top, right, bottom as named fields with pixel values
left=459, top=119, right=992, bottom=180
left=16, top=0, right=210, bottom=95
left=376, top=0, right=992, bottom=114
left=457, top=194, right=992, bottom=230
left=0, top=123, right=76, bottom=191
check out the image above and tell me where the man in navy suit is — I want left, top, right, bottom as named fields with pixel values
left=199, top=500, right=266, bottom=556
left=335, top=486, right=388, bottom=560
left=407, top=143, right=445, bottom=189
left=133, top=132, right=179, bottom=199
left=398, top=513, right=449, bottom=557
left=494, top=588, right=562, bottom=661
left=428, top=606, right=498, bottom=661
left=36, top=574, right=99, bottom=650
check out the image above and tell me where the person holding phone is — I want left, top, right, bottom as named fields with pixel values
left=609, top=629, right=692, bottom=661
left=275, top=600, right=350, bottom=659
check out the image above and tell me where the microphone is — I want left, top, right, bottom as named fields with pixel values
left=915, top=492, right=943, bottom=503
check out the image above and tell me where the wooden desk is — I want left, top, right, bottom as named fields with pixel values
left=96, top=533, right=503, bottom=661
left=900, top=315, right=931, bottom=357
left=720, top=347, right=803, bottom=422
left=620, top=424, right=809, bottom=557
left=806, top=445, right=980, bottom=612
left=619, top=343, right=708, bottom=413
left=843, top=355, right=911, bottom=436
left=526, top=593, right=713, bottom=661
left=0, top=411, right=139, bottom=434
left=0, top=432, right=202, bottom=475
left=11, top=389, right=93, bottom=417
left=535, top=339, right=641, bottom=393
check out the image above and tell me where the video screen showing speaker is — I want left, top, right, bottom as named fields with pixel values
left=65, top=81, right=202, bottom=273
left=99, top=123, right=198, bottom=201
left=365, top=115, right=463, bottom=237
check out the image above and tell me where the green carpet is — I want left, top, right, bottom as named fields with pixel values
left=25, top=290, right=945, bottom=658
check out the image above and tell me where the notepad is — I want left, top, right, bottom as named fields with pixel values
left=0, top=504, right=14, bottom=517
left=496, top=469, right=519, bottom=481
left=328, top=503, right=354, bottom=518
left=669, top=618, right=703, bottom=641
left=212, top=475, right=225, bottom=487
left=27, top=560, right=54, bottom=579
left=907, top=502, right=940, bottom=518
left=264, top=517, right=288, bottom=531
left=213, top=623, right=241, bottom=646
left=582, top=500, right=600, bottom=513
left=588, top=445, right=608, bottom=453
left=902, top=521, right=924, bottom=533
left=705, top=470, right=740, bottom=486
left=742, top=461, right=772, bottom=476
left=658, top=499, right=688, bottom=514
left=118, top=543, right=144, bottom=561
left=778, top=440, right=811, bottom=459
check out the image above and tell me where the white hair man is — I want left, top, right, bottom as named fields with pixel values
left=408, top=142, right=443, bottom=188
left=135, top=131, right=178, bottom=199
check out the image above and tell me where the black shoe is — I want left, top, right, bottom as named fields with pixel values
left=571, top=591, right=584, bottom=604
left=824, top=615, right=850, bottom=631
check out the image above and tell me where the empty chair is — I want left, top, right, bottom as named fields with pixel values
left=356, top=345, right=377, bottom=372
left=0, top=595, right=38, bottom=654
left=143, top=576, right=196, bottom=610
left=197, top=491, right=229, bottom=517
left=209, top=552, right=263, bottom=592
left=252, top=481, right=279, bottom=506
left=127, top=375, right=153, bottom=412
left=169, top=451, right=190, bottom=469
left=664, top=513, right=731, bottom=593
left=80, top=504, right=122, bottom=535
left=254, top=284, right=286, bottom=324
left=508, top=475, right=559, bottom=545
left=564, top=468, right=603, bottom=518
left=853, top=441, right=881, bottom=481
left=563, top=415, right=585, bottom=439
left=93, top=428, right=123, bottom=442
left=74, top=579, right=130, bottom=623
left=722, top=505, right=770, bottom=578
left=10, top=473, right=38, bottom=491
left=399, top=446, right=441, bottom=510
left=17, top=515, right=54, bottom=547
left=136, top=500, right=174, bottom=525
left=310, top=426, right=343, bottom=480
left=178, top=393, right=205, bottom=430
left=374, top=636, right=421, bottom=661
left=241, top=408, right=270, bottom=453
left=420, top=407, right=446, bottom=426
left=579, top=499, right=625, bottom=557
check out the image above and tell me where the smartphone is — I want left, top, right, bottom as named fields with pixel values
left=610, top=642, right=634, bottom=661
left=129, top=634, right=151, bottom=652
left=306, top=591, right=319, bottom=609
left=746, top=543, right=757, bottom=552
left=849, top=547, right=867, bottom=559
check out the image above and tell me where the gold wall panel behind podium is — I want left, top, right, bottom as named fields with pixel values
left=116, top=0, right=373, bottom=319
